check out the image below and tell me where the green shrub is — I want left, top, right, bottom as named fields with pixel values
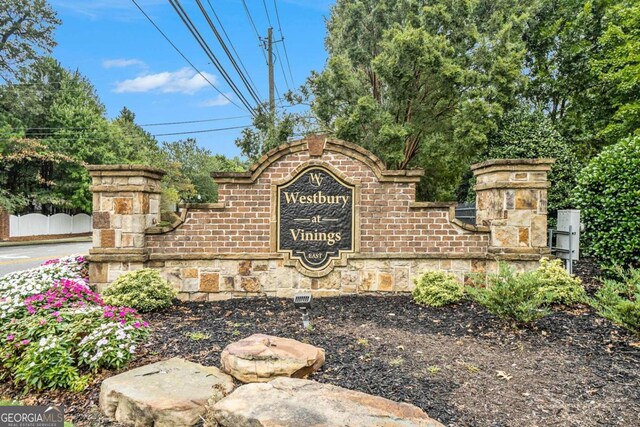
left=534, top=258, right=587, bottom=305
left=591, top=267, right=640, bottom=334
left=574, top=135, right=640, bottom=268
left=466, top=263, right=550, bottom=323
left=103, top=269, right=177, bottom=312
left=460, top=106, right=582, bottom=226
left=413, top=271, right=464, bottom=307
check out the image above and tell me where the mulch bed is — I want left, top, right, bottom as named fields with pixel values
left=2, top=259, right=639, bottom=427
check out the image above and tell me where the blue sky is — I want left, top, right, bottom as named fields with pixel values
left=48, top=0, right=332, bottom=158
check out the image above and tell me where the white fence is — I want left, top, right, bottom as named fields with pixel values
left=9, top=213, right=92, bottom=237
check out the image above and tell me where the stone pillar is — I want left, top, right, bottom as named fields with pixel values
left=87, top=165, right=165, bottom=290
left=471, top=159, right=554, bottom=265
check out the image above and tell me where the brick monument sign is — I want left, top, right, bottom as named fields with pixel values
left=87, top=135, right=553, bottom=301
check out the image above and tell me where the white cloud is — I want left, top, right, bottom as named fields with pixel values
left=200, top=93, right=233, bottom=107
left=102, top=58, right=146, bottom=69
left=114, top=68, right=217, bottom=95
left=50, top=0, right=165, bottom=21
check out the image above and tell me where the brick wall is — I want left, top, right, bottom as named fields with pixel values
left=147, top=150, right=489, bottom=256
left=88, top=137, right=551, bottom=298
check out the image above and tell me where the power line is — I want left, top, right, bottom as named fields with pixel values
left=261, top=0, right=291, bottom=91
left=273, top=0, right=296, bottom=88
left=154, top=124, right=252, bottom=136
left=18, top=124, right=253, bottom=140
left=130, top=0, right=245, bottom=113
left=241, top=0, right=269, bottom=65
left=4, top=115, right=251, bottom=131
left=168, top=0, right=256, bottom=114
left=141, top=115, right=250, bottom=127
left=195, top=0, right=262, bottom=105
left=206, top=0, right=263, bottom=101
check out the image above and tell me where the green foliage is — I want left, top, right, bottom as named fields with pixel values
left=467, top=260, right=587, bottom=323
left=591, top=267, right=640, bottom=333
left=161, top=138, right=245, bottom=204
left=524, top=0, right=612, bottom=157
left=310, top=0, right=530, bottom=200
left=0, top=134, right=76, bottom=212
left=464, top=106, right=583, bottom=223
left=590, top=0, right=640, bottom=145
left=235, top=97, right=317, bottom=163
left=573, top=135, right=640, bottom=268
left=534, top=258, right=587, bottom=305
left=12, top=335, right=87, bottom=391
left=466, top=263, right=550, bottom=324
left=0, top=0, right=61, bottom=80
left=412, top=271, right=464, bottom=307
left=103, top=269, right=177, bottom=312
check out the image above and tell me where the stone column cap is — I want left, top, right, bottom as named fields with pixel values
left=470, top=158, right=555, bottom=175
left=87, top=164, right=166, bottom=178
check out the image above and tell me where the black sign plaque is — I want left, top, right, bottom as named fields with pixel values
left=277, top=166, right=355, bottom=270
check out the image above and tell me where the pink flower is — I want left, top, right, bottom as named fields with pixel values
left=20, top=339, right=30, bottom=345
left=6, top=335, right=14, bottom=341
left=133, top=322, right=141, bottom=329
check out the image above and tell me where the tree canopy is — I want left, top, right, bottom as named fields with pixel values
left=0, top=0, right=60, bottom=80
left=309, top=0, right=530, bottom=200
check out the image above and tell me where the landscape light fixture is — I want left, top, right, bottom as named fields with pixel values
left=293, top=292, right=312, bottom=328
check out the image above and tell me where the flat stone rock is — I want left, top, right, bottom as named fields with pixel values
left=220, top=334, right=325, bottom=383
left=100, top=357, right=234, bottom=427
left=212, top=377, right=444, bottom=426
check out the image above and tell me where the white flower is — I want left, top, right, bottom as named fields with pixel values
left=129, top=345, right=136, bottom=354
left=82, top=352, right=89, bottom=358
left=116, top=351, right=123, bottom=358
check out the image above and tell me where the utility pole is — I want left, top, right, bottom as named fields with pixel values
left=267, top=27, right=275, bottom=117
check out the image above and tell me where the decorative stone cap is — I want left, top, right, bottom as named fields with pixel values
left=470, top=158, right=555, bottom=174
left=87, top=164, right=166, bottom=179
left=212, top=135, right=424, bottom=184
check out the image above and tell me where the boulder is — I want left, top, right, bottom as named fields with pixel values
left=220, top=334, right=325, bottom=383
left=100, top=357, right=234, bottom=427
left=212, top=377, right=444, bottom=426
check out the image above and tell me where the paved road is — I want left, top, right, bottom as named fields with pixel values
left=0, top=242, right=92, bottom=276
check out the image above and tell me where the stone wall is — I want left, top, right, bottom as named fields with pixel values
left=87, top=136, right=553, bottom=299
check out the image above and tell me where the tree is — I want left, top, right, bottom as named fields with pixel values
left=463, top=105, right=583, bottom=225
left=309, top=0, right=530, bottom=200
left=112, top=107, right=163, bottom=164
left=0, top=0, right=60, bottom=80
left=235, top=93, right=318, bottom=163
left=523, top=0, right=640, bottom=157
left=0, top=129, right=76, bottom=213
left=161, top=139, right=245, bottom=204
left=591, top=0, right=640, bottom=144
left=0, top=59, right=127, bottom=213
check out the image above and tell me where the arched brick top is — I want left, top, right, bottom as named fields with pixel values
left=212, top=135, right=424, bottom=184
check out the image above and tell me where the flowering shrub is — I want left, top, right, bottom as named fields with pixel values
left=0, top=256, right=150, bottom=390
left=0, top=255, right=88, bottom=321
left=24, top=278, right=104, bottom=315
